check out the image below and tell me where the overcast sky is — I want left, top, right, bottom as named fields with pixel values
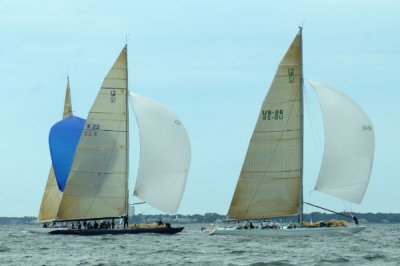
left=0, top=0, right=399, bottom=217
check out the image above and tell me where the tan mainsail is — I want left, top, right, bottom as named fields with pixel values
left=38, top=78, right=73, bottom=222
left=228, top=31, right=303, bottom=220
left=57, top=47, right=128, bottom=220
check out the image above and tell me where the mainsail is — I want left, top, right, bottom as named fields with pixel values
left=38, top=78, right=73, bottom=222
left=130, top=93, right=191, bottom=214
left=56, top=47, right=129, bottom=220
left=309, top=81, right=375, bottom=204
left=227, top=30, right=303, bottom=220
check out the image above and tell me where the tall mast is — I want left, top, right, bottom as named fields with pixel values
left=298, top=26, right=304, bottom=226
left=125, top=45, right=130, bottom=218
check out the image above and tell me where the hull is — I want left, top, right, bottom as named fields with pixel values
left=209, top=226, right=366, bottom=236
left=29, top=227, right=184, bottom=235
left=28, top=228, right=68, bottom=234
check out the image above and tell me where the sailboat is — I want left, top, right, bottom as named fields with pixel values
left=209, top=28, right=374, bottom=236
left=35, top=46, right=191, bottom=235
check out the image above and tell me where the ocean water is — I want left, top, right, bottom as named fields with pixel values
left=1, top=223, right=399, bottom=265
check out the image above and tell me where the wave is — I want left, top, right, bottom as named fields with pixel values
left=363, top=254, right=386, bottom=261
left=248, top=261, right=295, bottom=266
left=0, top=246, right=11, bottom=253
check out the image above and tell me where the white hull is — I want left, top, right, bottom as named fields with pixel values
left=209, top=225, right=366, bottom=237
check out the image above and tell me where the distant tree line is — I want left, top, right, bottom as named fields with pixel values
left=2, top=212, right=400, bottom=224
left=0, top=216, right=36, bottom=224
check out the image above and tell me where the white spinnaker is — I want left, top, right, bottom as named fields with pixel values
left=57, top=47, right=128, bottom=220
left=310, top=81, right=374, bottom=204
left=38, top=78, right=72, bottom=222
left=130, top=93, right=191, bottom=214
left=227, top=31, right=302, bottom=220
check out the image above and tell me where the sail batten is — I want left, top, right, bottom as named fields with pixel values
left=227, top=31, right=303, bottom=220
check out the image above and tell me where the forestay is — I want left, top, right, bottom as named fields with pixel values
left=130, top=93, right=191, bottom=214
left=227, top=31, right=303, bottom=220
left=310, top=81, right=375, bottom=204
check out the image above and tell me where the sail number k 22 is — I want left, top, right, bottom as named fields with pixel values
left=84, top=123, right=100, bottom=136
left=262, top=110, right=284, bottom=120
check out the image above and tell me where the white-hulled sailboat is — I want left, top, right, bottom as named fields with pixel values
left=209, top=28, right=374, bottom=236
left=34, top=46, right=191, bottom=235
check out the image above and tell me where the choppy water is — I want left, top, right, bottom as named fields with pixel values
left=1, top=223, right=399, bottom=265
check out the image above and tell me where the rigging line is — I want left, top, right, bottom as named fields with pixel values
left=305, top=189, right=315, bottom=214
left=125, top=34, right=129, bottom=45
left=305, top=82, right=325, bottom=152
left=341, top=200, right=353, bottom=214
left=304, top=85, right=320, bottom=148
left=303, top=202, right=353, bottom=219
left=138, top=206, right=153, bottom=215
left=304, top=86, right=323, bottom=158
left=131, top=202, right=146, bottom=205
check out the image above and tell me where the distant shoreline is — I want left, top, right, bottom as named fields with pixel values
left=1, top=212, right=400, bottom=224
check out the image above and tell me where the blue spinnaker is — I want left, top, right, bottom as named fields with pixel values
left=49, top=116, right=86, bottom=192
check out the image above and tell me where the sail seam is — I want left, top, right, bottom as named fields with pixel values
left=254, top=129, right=300, bottom=133
left=101, top=87, right=126, bottom=90
left=242, top=170, right=300, bottom=173
left=69, top=171, right=126, bottom=174
left=105, top=67, right=125, bottom=70
left=275, top=74, right=301, bottom=78
left=279, top=63, right=301, bottom=66
left=239, top=178, right=299, bottom=181
left=96, top=129, right=127, bottom=133
left=103, top=78, right=126, bottom=81
left=90, top=111, right=126, bottom=115
left=62, top=193, right=124, bottom=198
